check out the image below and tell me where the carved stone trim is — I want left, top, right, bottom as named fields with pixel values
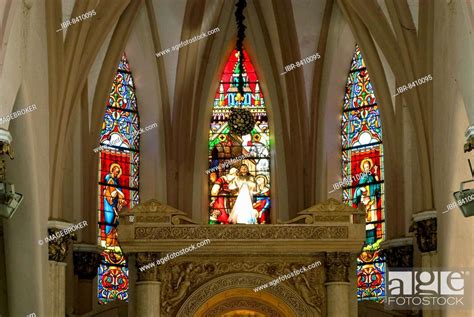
left=282, top=198, right=364, bottom=224
left=204, top=298, right=283, bottom=317
left=136, top=252, right=161, bottom=282
left=176, top=273, right=316, bottom=317
left=324, top=252, right=351, bottom=282
left=124, top=199, right=199, bottom=225
left=135, top=225, right=348, bottom=240
left=410, top=214, right=437, bottom=253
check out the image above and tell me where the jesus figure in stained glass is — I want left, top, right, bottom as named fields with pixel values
left=208, top=49, right=271, bottom=224
left=228, top=164, right=258, bottom=224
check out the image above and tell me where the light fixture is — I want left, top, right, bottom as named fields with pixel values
left=228, top=0, right=255, bottom=136
left=453, top=159, right=474, bottom=217
left=453, top=180, right=474, bottom=217
left=0, top=129, right=23, bottom=219
left=464, top=125, right=474, bottom=152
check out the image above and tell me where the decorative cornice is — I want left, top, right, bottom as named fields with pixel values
left=281, top=198, right=365, bottom=224
left=412, top=210, right=437, bottom=222
left=47, top=219, right=73, bottom=230
left=124, top=199, right=198, bottom=225
left=73, top=243, right=104, bottom=254
left=324, top=252, right=351, bottom=283
left=135, top=225, right=348, bottom=240
left=380, top=237, right=413, bottom=249
left=117, top=199, right=366, bottom=255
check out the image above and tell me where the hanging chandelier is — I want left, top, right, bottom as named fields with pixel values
left=228, top=0, right=255, bottom=136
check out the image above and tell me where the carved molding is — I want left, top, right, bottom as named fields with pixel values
left=204, top=298, right=283, bottom=317
left=136, top=252, right=161, bottom=282
left=282, top=198, right=364, bottom=224
left=410, top=217, right=437, bottom=253
left=176, top=273, right=318, bottom=317
left=324, top=252, right=351, bottom=282
left=156, top=256, right=325, bottom=316
left=125, top=199, right=199, bottom=225
left=135, top=225, right=348, bottom=240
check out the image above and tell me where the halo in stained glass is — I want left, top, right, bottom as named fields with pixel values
left=341, top=45, right=386, bottom=302
left=208, top=49, right=271, bottom=225
left=97, top=53, right=139, bottom=304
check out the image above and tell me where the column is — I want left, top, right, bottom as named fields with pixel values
left=0, top=223, right=8, bottom=317
left=72, top=244, right=102, bottom=314
left=135, top=252, right=161, bottom=317
left=411, top=210, right=438, bottom=317
left=47, top=220, right=74, bottom=317
left=324, top=252, right=351, bottom=317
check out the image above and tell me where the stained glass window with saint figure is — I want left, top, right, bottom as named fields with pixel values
left=97, top=53, right=139, bottom=304
left=208, top=49, right=271, bottom=225
left=341, top=45, right=386, bottom=302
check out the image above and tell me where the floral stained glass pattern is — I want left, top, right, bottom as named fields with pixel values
left=208, top=49, right=271, bottom=225
left=341, top=46, right=386, bottom=302
left=97, top=54, right=139, bottom=304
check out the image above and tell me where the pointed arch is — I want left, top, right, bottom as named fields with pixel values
left=208, top=49, right=271, bottom=225
left=341, top=46, right=386, bottom=301
left=96, top=53, right=139, bottom=303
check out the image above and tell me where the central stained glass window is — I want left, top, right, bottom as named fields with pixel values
left=97, top=53, right=139, bottom=304
left=208, top=49, right=271, bottom=225
left=341, top=46, right=386, bottom=302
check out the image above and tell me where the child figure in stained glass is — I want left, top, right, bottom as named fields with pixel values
left=354, top=158, right=380, bottom=245
left=354, top=158, right=380, bottom=205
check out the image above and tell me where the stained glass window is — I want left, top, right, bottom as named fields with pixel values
left=341, top=46, right=386, bottom=302
left=208, top=49, right=271, bottom=225
left=97, top=54, right=139, bottom=304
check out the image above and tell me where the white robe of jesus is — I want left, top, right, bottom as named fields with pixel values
left=229, top=183, right=257, bottom=224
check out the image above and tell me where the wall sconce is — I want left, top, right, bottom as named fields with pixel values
left=465, top=125, right=474, bottom=152
left=0, top=129, right=23, bottom=219
left=453, top=180, right=474, bottom=217
left=453, top=159, right=474, bottom=217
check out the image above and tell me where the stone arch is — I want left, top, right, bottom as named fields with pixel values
left=176, top=273, right=318, bottom=317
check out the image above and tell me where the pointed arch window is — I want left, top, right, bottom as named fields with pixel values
left=97, top=54, right=139, bottom=304
left=341, top=46, right=386, bottom=302
left=208, top=49, right=271, bottom=225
